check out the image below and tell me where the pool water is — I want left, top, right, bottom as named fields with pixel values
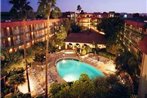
left=56, top=59, right=104, bottom=82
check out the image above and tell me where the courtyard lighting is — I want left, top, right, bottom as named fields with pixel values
left=9, top=48, right=13, bottom=53
left=18, top=74, right=36, bottom=96
left=62, top=60, right=66, bottom=63
left=8, top=37, right=11, bottom=41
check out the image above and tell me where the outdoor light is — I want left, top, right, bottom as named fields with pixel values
left=44, top=56, right=46, bottom=59
left=8, top=37, right=11, bottom=41
left=19, top=46, right=22, bottom=49
left=59, top=46, right=61, bottom=50
left=9, top=48, right=13, bottom=53
left=63, top=74, right=77, bottom=82
left=124, top=14, right=127, bottom=18
left=6, top=27, right=9, bottom=30
left=27, top=43, right=30, bottom=46
left=62, top=60, right=66, bottom=63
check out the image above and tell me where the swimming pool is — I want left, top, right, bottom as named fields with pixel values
left=56, top=59, right=104, bottom=82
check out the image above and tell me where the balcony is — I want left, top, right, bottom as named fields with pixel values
left=125, top=27, right=143, bottom=36
left=14, top=40, right=23, bottom=46
left=13, top=30, right=19, bottom=35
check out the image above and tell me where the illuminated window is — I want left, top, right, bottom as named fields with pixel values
left=8, top=37, right=11, bottom=41
left=98, top=15, right=102, bottom=18
left=27, top=43, right=30, bottom=46
left=19, top=46, right=22, bottom=49
left=6, top=27, right=9, bottom=31
left=6, top=27, right=10, bottom=35
left=14, top=48, right=17, bottom=52
left=43, top=38, right=45, bottom=41
left=32, top=40, right=34, bottom=44
left=9, top=48, right=13, bottom=53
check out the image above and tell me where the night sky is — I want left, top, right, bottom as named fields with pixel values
left=1, top=0, right=147, bottom=13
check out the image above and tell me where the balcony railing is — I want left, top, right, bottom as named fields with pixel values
left=125, top=27, right=143, bottom=36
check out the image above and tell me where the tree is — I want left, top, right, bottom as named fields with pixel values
left=56, top=26, right=67, bottom=40
left=1, top=49, right=24, bottom=69
left=50, top=7, right=62, bottom=19
left=62, top=18, right=71, bottom=33
left=32, top=42, right=46, bottom=54
left=12, top=92, right=31, bottom=98
left=9, top=0, right=34, bottom=95
left=94, top=77, right=109, bottom=98
left=81, top=10, right=84, bottom=14
left=1, top=49, right=10, bottom=68
left=108, top=83, right=131, bottom=98
left=97, top=17, right=124, bottom=45
left=115, top=50, right=140, bottom=94
left=37, top=0, right=57, bottom=97
left=50, top=83, right=62, bottom=97
left=9, top=0, right=34, bottom=20
left=74, top=74, right=95, bottom=98
left=49, top=25, right=67, bottom=50
left=133, top=13, right=140, bottom=18
left=34, top=53, right=45, bottom=64
left=49, top=74, right=132, bottom=98
left=77, top=5, right=82, bottom=13
left=37, top=0, right=56, bottom=19
left=106, top=43, right=123, bottom=55
left=115, top=51, right=140, bottom=76
left=50, top=83, right=72, bottom=98
left=1, top=68, right=25, bottom=97
left=71, top=23, right=81, bottom=33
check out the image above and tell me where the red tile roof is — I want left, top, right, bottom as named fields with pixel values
left=65, top=30, right=106, bottom=44
left=1, top=19, right=62, bottom=28
left=139, top=36, right=147, bottom=54
left=125, top=20, right=145, bottom=28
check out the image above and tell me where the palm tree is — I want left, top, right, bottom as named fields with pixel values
left=37, top=0, right=56, bottom=19
left=97, top=17, right=124, bottom=45
left=50, top=7, right=62, bottom=19
left=9, top=0, right=33, bottom=96
left=77, top=5, right=82, bottom=13
left=37, top=0, right=56, bottom=97
left=9, top=0, right=34, bottom=20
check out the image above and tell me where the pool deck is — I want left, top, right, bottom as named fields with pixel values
left=47, top=51, right=116, bottom=86
left=18, top=50, right=116, bottom=96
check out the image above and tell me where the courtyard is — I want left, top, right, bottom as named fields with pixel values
left=1, top=0, right=147, bottom=97
left=17, top=50, right=116, bottom=97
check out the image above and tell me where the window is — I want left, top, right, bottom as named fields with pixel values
left=8, top=37, right=11, bottom=42
left=9, top=48, right=13, bottom=53
left=1, top=28, right=5, bottom=37
left=7, top=37, right=11, bottom=46
left=12, top=26, right=19, bottom=34
left=26, top=33, right=30, bottom=41
left=19, top=26, right=24, bottom=33
left=6, top=27, right=10, bottom=36
left=16, top=35, right=21, bottom=44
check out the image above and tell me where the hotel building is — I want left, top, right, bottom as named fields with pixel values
left=1, top=12, right=147, bottom=98
left=77, top=11, right=119, bottom=30
left=1, top=19, right=63, bottom=53
left=118, top=19, right=147, bottom=98
left=77, top=13, right=98, bottom=29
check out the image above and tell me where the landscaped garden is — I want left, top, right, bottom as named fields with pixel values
left=1, top=16, right=141, bottom=98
